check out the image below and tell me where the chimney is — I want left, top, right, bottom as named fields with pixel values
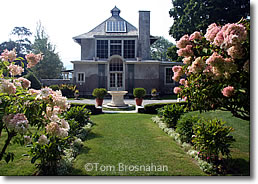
left=138, top=11, right=150, bottom=60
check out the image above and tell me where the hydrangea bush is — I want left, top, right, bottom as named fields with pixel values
left=172, top=19, right=250, bottom=120
left=0, top=49, right=71, bottom=175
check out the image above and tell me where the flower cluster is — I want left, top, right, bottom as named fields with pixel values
left=0, top=79, right=16, bottom=94
left=25, top=53, right=43, bottom=68
left=172, top=65, right=184, bottom=82
left=222, top=86, right=235, bottom=97
left=0, top=49, right=16, bottom=62
left=7, top=63, right=24, bottom=76
left=3, top=113, right=29, bottom=134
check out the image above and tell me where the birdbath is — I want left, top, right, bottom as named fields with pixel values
left=107, top=91, right=128, bottom=107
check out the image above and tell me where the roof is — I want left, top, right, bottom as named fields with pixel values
left=73, top=6, right=138, bottom=44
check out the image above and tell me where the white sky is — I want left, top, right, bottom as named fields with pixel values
left=0, top=0, right=175, bottom=69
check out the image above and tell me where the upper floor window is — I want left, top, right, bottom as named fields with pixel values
left=110, top=40, right=122, bottom=56
left=97, top=40, right=108, bottom=59
left=124, top=40, right=135, bottom=58
left=96, top=39, right=136, bottom=59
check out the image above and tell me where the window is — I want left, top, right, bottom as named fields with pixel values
left=109, top=58, right=123, bottom=72
left=77, top=72, right=85, bottom=83
left=110, top=40, right=122, bottom=56
left=106, top=21, right=126, bottom=33
left=165, top=67, right=174, bottom=84
left=124, top=40, right=135, bottom=58
left=97, top=40, right=108, bottom=59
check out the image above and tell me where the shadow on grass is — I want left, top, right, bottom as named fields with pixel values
left=86, top=131, right=103, bottom=141
left=225, top=158, right=250, bottom=176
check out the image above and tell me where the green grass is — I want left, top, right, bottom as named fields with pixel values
left=0, top=132, right=36, bottom=176
left=0, top=110, right=249, bottom=176
left=184, top=110, right=250, bottom=175
left=71, top=114, right=205, bottom=176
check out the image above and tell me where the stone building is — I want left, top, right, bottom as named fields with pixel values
left=71, top=6, right=181, bottom=96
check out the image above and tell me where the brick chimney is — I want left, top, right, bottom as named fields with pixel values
left=138, top=11, right=150, bottom=60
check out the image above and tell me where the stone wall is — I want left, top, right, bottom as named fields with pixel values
left=41, top=79, right=73, bottom=86
left=81, top=39, right=95, bottom=60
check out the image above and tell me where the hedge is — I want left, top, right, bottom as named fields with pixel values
left=70, top=103, right=102, bottom=115
left=143, top=102, right=187, bottom=114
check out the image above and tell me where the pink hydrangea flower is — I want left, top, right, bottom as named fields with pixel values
left=46, top=122, right=60, bottom=136
left=206, top=52, right=224, bottom=67
left=204, top=23, right=221, bottom=42
left=222, top=86, right=235, bottom=97
left=189, top=31, right=202, bottom=41
left=179, top=78, right=186, bottom=85
left=176, top=34, right=191, bottom=49
left=0, top=49, right=16, bottom=62
left=223, top=23, right=247, bottom=48
left=3, top=113, right=29, bottom=134
left=173, top=87, right=182, bottom=94
left=177, top=45, right=194, bottom=57
left=190, top=57, right=205, bottom=73
left=172, top=73, right=181, bottom=82
left=227, top=45, right=244, bottom=59
left=38, top=135, right=48, bottom=145
left=26, top=53, right=43, bottom=68
left=183, top=57, right=192, bottom=65
left=17, top=77, right=31, bottom=89
left=7, top=63, right=24, bottom=76
left=0, top=79, right=16, bottom=94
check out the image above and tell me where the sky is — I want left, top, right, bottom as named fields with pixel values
left=0, top=0, right=175, bottom=69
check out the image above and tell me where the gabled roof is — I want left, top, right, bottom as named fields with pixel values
left=73, top=6, right=138, bottom=44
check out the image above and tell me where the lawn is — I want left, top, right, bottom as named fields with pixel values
left=72, top=113, right=205, bottom=176
left=0, top=111, right=249, bottom=176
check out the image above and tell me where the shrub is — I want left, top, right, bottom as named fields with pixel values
left=64, top=105, right=91, bottom=129
left=192, top=118, right=235, bottom=163
left=92, top=88, right=107, bottom=99
left=144, top=102, right=186, bottom=114
left=176, top=115, right=200, bottom=144
left=133, top=88, right=146, bottom=98
left=49, top=84, right=59, bottom=91
left=59, top=84, right=76, bottom=98
left=157, top=104, right=185, bottom=128
left=70, top=103, right=101, bottom=115
left=24, top=71, right=42, bottom=89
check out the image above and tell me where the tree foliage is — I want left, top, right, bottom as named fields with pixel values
left=150, top=36, right=174, bottom=61
left=169, top=0, right=250, bottom=40
left=0, top=27, right=32, bottom=56
left=32, top=23, right=64, bottom=79
left=167, top=45, right=183, bottom=62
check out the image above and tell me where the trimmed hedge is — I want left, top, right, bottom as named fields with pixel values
left=143, top=102, right=182, bottom=114
left=70, top=103, right=102, bottom=115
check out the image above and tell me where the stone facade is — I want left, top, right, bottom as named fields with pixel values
left=70, top=6, right=181, bottom=97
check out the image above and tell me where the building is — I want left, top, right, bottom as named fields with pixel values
left=71, top=6, right=181, bottom=96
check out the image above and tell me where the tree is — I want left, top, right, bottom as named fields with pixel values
left=10, top=27, right=32, bottom=54
left=169, top=0, right=250, bottom=40
left=150, top=36, right=174, bottom=61
left=0, top=27, right=32, bottom=56
left=32, top=23, right=64, bottom=79
left=167, top=45, right=183, bottom=62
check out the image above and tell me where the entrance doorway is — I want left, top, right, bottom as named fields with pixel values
left=108, top=57, right=125, bottom=91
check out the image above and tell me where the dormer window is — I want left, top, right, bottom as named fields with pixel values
left=106, top=21, right=127, bottom=33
